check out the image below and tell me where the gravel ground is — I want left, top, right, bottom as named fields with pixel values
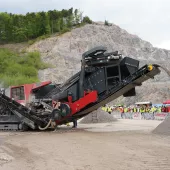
left=0, top=120, right=170, bottom=170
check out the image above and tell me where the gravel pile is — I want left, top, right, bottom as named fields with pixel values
left=153, top=116, right=170, bottom=135
left=80, top=109, right=117, bottom=124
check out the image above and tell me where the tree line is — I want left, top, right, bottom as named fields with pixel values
left=0, top=8, right=92, bottom=44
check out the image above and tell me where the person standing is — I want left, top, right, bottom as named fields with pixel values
left=107, top=106, right=112, bottom=114
left=120, top=106, right=124, bottom=118
left=72, top=119, right=77, bottom=128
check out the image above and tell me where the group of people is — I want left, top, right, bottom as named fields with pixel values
left=52, top=101, right=170, bottom=127
left=102, top=104, right=170, bottom=114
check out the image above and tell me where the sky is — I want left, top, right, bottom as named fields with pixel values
left=0, top=0, right=170, bottom=49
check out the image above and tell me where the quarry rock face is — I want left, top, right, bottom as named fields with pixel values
left=27, top=23, right=170, bottom=104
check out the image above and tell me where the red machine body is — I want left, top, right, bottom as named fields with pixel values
left=9, top=81, right=98, bottom=125
left=55, top=90, right=98, bottom=124
left=10, top=81, right=51, bottom=106
left=67, top=91, right=98, bottom=115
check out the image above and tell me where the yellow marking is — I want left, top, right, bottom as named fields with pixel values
left=148, top=65, right=153, bottom=71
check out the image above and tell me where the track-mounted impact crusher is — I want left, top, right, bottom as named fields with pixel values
left=0, top=46, right=161, bottom=130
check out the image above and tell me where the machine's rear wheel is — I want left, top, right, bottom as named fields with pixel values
left=60, top=103, right=71, bottom=117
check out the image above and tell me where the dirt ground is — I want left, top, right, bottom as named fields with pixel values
left=0, top=119, right=170, bottom=170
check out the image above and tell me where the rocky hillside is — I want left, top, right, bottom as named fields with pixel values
left=27, top=23, right=170, bottom=104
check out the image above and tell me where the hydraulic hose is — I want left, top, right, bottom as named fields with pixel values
left=38, top=119, right=52, bottom=131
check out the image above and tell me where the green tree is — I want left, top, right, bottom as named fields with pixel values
left=105, top=20, right=109, bottom=26
left=67, top=15, right=74, bottom=28
left=59, top=18, right=65, bottom=30
left=83, top=16, right=92, bottom=24
left=0, top=8, right=92, bottom=43
left=44, top=13, right=51, bottom=34
left=54, top=20, right=61, bottom=32
left=0, top=13, right=12, bottom=43
left=74, top=9, right=80, bottom=24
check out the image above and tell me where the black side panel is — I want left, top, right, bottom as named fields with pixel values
left=84, top=68, right=106, bottom=94
left=106, top=65, right=121, bottom=90
left=33, top=84, right=56, bottom=99
left=120, top=57, right=139, bottom=79
left=52, top=83, right=78, bottom=102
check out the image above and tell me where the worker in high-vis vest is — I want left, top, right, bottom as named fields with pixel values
left=124, top=107, right=128, bottom=113
left=102, top=105, right=107, bottom=112
left=150, top=107, right=155, bottom=113
left=158, top=107, right=161, bottom=113
left=107, top=106, right=112, bottom=114
left=140, top=108, right=142, bottom=113
left=140, top=107, right=145, bottom=119
left=133, top=107, right=136, bottom=113
left=146, top=107, right=150, bottom=113
left=119, top=107, right=124, bottom=118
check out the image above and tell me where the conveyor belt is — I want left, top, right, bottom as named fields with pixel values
left=0, top=94, right=47, bottom=130
left=72, top=64, right=161, bottom=119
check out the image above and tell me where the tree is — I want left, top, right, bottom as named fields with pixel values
left=0, top=13, right=12, bottom=43
left=68, top=8, right=73, bottom=15
left=44, top=13, right=51, bottom=34
left=83, top=16, right=92, bottom=24
left=12, top=26, right=27, bottom=42
left=104, top=20, right=112, bottom=26
left=67, top=15, right=74, bottom=28
left=105, top=20, right=109, bottom=26
left=0, top=8, right=92, bottom=43
left=54, top=20, right=61, bottom=32
left=25, top=12, right=37, bottom=39
left=59, top=18, right=66, bottom=30
left=61, top=9, right=69, bottom=17
left=74, top=9, right=80, bottom=24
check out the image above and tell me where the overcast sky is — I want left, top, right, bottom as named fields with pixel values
left=0, top=0, right=170, bottom=49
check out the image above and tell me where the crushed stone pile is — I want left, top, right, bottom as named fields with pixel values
left=153, top=116, right=170, bottom=135
left=80, top=109, right=117, bottom=124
